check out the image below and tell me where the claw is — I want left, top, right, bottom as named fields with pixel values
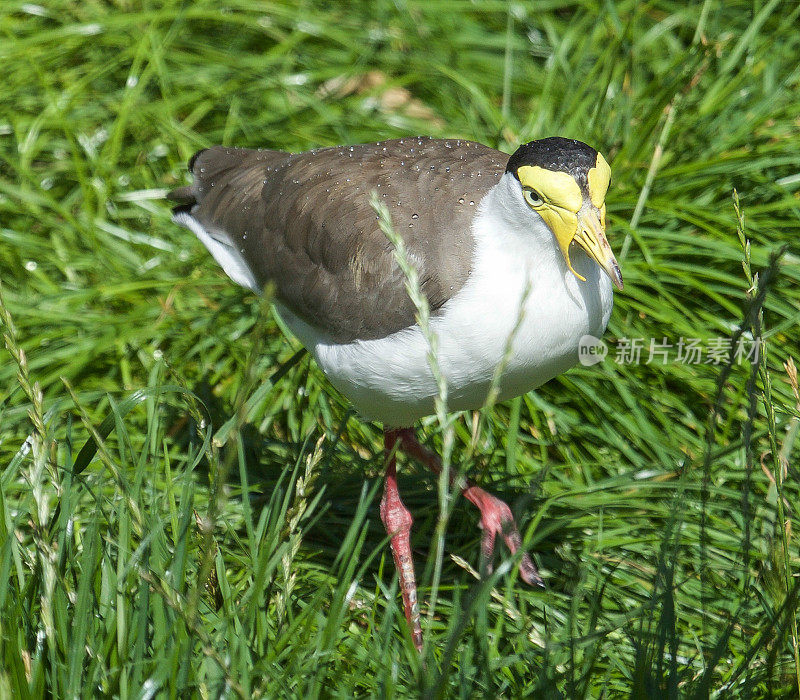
left=468, top=486, right=545, bottom=587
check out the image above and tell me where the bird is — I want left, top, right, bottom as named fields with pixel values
left=168, top=136, right=622, bottom=651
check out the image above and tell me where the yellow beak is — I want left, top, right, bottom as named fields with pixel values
left=531, top=193, right=624, bottom=291
left=571, top=205, right=624, bottom=291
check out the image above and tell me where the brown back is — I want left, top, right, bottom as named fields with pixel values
left=170, top=138, right=507, bottom=341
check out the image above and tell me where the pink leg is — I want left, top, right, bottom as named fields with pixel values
left=380, top=429, right=423, bottom=651
left=397, top=429, right=544, bottom=587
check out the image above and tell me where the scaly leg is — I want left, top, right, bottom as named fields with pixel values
left=397, top=428, right=544, bottom=587
left=380, top=428, right=423, bottom=650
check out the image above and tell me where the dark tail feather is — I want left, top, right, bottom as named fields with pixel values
left=166, top=185, right=196, bottom=204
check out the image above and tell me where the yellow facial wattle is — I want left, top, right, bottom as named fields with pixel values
left=516, top=154, right=623, bottom=291
left=517, top=165, right=582, bottom=211
left=587, top=152, right=611, bottom=208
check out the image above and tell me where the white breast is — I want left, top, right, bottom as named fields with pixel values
left=280, top=177, right=613, bottom=427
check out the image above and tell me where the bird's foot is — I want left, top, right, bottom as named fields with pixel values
left=463, top=485, right=545, bottom=587
left=396, top=429, right=544, bottom=588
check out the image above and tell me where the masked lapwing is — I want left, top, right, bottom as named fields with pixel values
left=168, top=136, right=622, bottom=650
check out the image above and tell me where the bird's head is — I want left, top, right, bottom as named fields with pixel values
left=505, top=137, right=623, bottom=291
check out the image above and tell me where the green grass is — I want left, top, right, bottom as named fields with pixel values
left=1, top=0, right=800, bottom=696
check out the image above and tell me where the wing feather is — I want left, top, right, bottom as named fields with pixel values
left=169, top=138, right=506, bottom=341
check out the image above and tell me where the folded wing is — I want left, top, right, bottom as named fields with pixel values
left=169, top=138, right=505, bottom=342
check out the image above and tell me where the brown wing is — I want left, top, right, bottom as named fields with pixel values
left=169, top=137, right=507, bottom=341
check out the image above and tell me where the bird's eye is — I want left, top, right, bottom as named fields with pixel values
left=524, top=189, right=544, bottom=207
